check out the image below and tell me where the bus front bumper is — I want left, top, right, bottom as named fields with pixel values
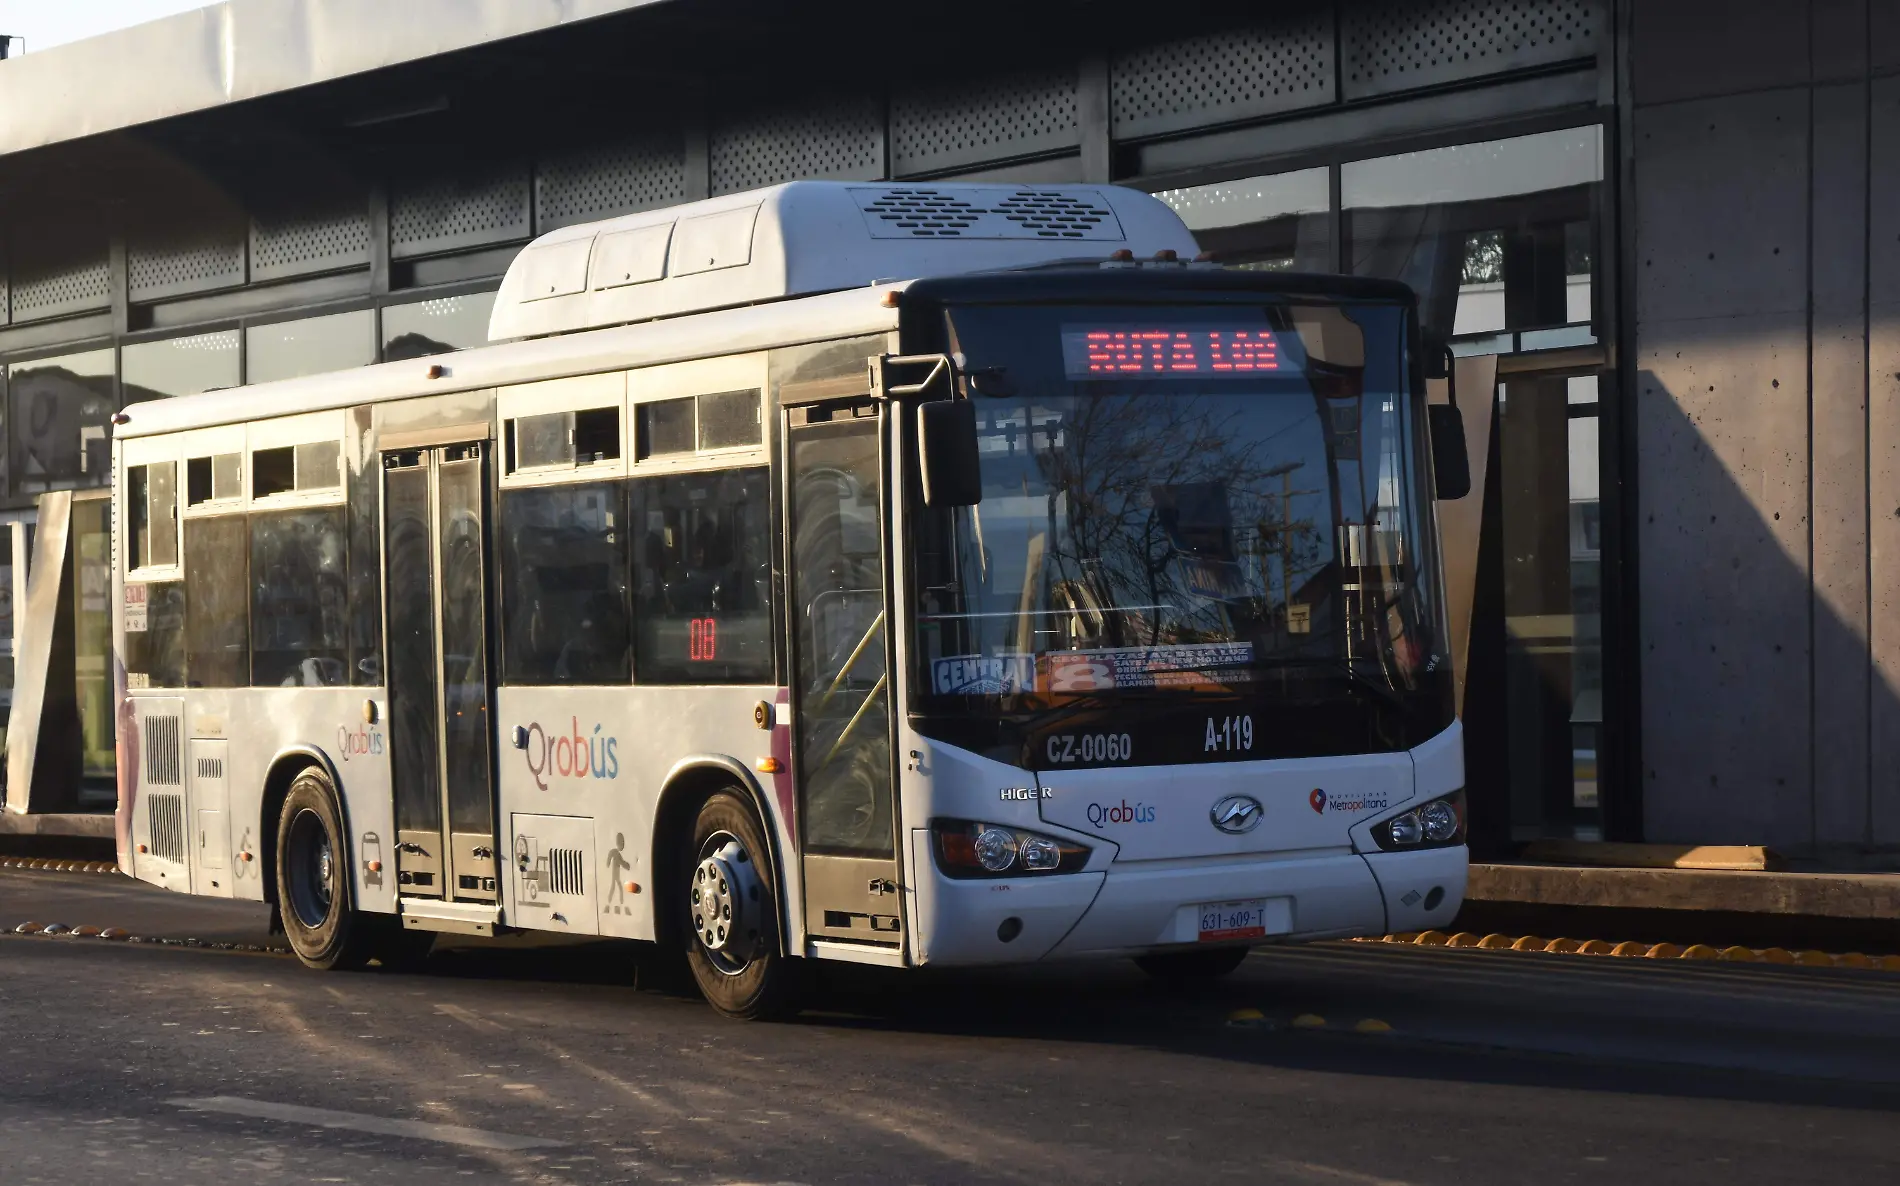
left=908, top=844, right=1466, bottom=966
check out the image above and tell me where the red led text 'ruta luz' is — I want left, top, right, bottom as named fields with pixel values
left=1082, top=330, right=1280, bottom=374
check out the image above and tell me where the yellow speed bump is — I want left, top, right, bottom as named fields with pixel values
left=1362, top=929, right=1899, bottom=973
left=1291, top=1013, right=1327, bottom=1030
left=1354, top=1018, right=1393, bottom=1035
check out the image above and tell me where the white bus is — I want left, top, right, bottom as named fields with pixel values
left=112, top=181, right=1471, bottom=1018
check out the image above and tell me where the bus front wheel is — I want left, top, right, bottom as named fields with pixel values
left=681, top=791, right=803, bottom=1020
left=275, top=767, right=380, bottom=971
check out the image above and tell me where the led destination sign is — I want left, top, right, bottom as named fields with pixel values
left=1060, top=326, right=1283, bottom=378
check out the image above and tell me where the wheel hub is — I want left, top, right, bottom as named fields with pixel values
left=690, top=837, right=762, bottom=970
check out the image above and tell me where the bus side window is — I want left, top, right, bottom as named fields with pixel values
left=249, top=507, right=349, bottom=687
left=184, top=515, right=250, bottom=688
left=124, top=461, right=185, bottom=688
left=630, top=466, right=772, bottom=685
left=345, top=406, right=381, bottom=685
left=498, top=481, right=632, bottom=686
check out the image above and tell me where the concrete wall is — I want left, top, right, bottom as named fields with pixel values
left=1633, top=0, right=1900, bottom=855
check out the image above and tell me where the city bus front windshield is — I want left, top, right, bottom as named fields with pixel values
left=911, top=300, right=1454, bottom=767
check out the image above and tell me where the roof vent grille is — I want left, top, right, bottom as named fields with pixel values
left=853, top=187, right=1124, bottom=241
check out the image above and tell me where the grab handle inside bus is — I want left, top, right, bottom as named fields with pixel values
left=1424, top=337, right=1470, bottom=501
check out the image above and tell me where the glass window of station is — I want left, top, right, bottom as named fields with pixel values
left=1156, top=124, right=1609, bottom=843
left=6, top=348, right=117, bottom=494
left=382, top=291, right=498, bottom=360
left=245, top=309, right=376, bottom=385
left=122, top=330, right=241, bottom=403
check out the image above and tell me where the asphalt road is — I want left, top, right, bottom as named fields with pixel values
left=3, top=867, right=1898, bottom=1185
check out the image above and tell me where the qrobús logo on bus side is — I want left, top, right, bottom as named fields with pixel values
left=337, top=724, right=385, bottom=762
left=522, top=718, right=620, bottom=791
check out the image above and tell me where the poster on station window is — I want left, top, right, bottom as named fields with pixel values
left=123, top=583, right=148, bottom=633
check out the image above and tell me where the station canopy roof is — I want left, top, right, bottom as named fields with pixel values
left=0, top=0, right=661, bottom=159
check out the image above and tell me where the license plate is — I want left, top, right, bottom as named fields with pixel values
left=1197, top=898, right=1269, bottom=942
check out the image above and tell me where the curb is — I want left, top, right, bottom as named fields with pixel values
left=0, top=858, right=119, bottom=875
left=1363, top=932, right=1900, bottom=973
left=8, top=920, right=284, bottom=954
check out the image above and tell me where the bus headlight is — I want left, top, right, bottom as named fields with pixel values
left=1420, top=799, right=1460, bottom=843
left=1386, top=813, right=1424, bottom=846
left=933, top=819, right=1091, bottom=878
left=1019, top=836, right=1062, bottom=871
left=973, top=827, right=1018, bottom=872
left=1369, top=790, right=1466, bottom=852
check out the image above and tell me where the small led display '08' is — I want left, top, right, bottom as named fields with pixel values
left=1060, top=327, right=1282, bottom=379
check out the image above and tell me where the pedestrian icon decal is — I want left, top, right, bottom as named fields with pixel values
left=605, top=833, right=632, bottom=914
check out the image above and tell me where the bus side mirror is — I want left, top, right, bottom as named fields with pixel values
left=918, top=400, right=982, bottom=508
left=1430, top=404, right=1470, bottom=500
left=1423, top=334, right=1469, bottom=499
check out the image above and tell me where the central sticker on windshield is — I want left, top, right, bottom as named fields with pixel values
left=1042, top=643, right=1254, bottom=692
left=932, top=654, right=1035, bottom=695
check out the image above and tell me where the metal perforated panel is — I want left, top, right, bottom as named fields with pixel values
left=251, top=206, right=371, bottom=281
left=711, top=97, right=883, bottom=195
left=536, top=137, right=687, bottom=232
left=128, top=235, right=246, bottom=302
left=891, top=68, right=1079, bottom=177
left=9, top=255, right=110, bottom=322
left=1, top=266, right=9, bottom=325
left=1342, top=0, right=1599, bottom=101
left=1113, top=17, right=1336, bottom=139
left=391, top=166, right=532, bottom=259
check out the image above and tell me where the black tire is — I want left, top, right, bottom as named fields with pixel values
left=682, top=791, right=804, bottom=1020
left=275, top=767, right=380, bottom=971
left=1134, top=946, right=1250, bottom=984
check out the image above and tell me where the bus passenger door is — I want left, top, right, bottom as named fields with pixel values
left=786, top=402, right=902, bottom=946
left=382, top=443, right=499, bottom=903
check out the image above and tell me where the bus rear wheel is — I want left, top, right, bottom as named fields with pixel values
left=681, top=791, right=802, bottom=1020
left=275, top=767, right=381, bottom=971
left=1133, top=946, right=1250, bottom=984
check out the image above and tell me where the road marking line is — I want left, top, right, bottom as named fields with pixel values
left=168, top=1096, right=560, bottom=1150
left=435, top=1002, right=509, bottom=1033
